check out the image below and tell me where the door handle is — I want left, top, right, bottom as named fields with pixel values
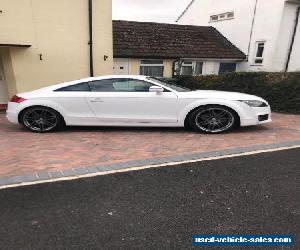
left=89, top=98, right=104, bottom=103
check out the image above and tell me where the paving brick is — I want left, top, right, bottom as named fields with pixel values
left=147, top=158, right=170, bottom=165
left=86, top=166, right=100, bottom=174
left=0, top=177, right=10, bottom=186
left=124, top=161, right=142, bottom=167
left=73, top=167, right=89, bottom=175
left=24, top=173, right=39, bottom=183
left=49, top=171, right=64, bottom=179
left=62, top=169, right=76, bottom=177
left=37, top=171, right=50, bottom=180
left=0, top=112, right=299, bottom=181
left=105, top=162, right=128, bottom=170
left=127, top=160, right=147, bottom=168
left=96, top=165, right=115, bottom=172
left=142, top=158, right=166, bottom=165
left=7, top=176, right=24, bottom=185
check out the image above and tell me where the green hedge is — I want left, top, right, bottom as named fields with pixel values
left=165, top=72, right=300, bottom=114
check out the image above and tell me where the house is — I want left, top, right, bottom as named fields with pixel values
left=176, top=0, right=300, bottom=72
left=0, top=0, right=113, bottom=105
left=113, top=20, right=246, bottom=78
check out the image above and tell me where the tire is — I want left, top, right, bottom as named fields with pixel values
left=20, top=106, right=65, bottom=133
left=187, top=105, right=239, bottom=134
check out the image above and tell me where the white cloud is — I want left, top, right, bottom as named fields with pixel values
left=113, top=0, right=191, bottom=23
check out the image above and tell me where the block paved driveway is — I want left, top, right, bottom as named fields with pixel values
left=0, top=112, right=300, bottom=179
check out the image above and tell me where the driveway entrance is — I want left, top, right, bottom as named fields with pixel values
left=0, top=112, right=300, bottom=185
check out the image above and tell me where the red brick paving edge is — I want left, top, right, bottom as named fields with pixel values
left=0, top=140, right=300, bottom=188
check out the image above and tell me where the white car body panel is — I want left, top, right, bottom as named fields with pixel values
left=6, top=75, right=272, bottom=128
left=85, top=91, right=179, bottom=124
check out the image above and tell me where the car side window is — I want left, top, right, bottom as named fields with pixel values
left=89, top=79, right=116, bottom=92
left=89, top=78, right=155, bottom=92
left=54, top=82, right=91, bottom=92
left=114, top=79, right=153, bottom=92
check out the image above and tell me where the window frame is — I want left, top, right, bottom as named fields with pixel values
left=210, top=15, right=219, bottom=22
left=181, top=61, right=193, bottom=76
left=210, top=12, right=234, bottom=22
left=140, top=59, right=164, bottom=77
left=54, top=79, right=159, bottom=93
left=180, top=61, right=203, bottom=76
left=253, top=41, right=266, bottom=65
left=54, top=82, right=91, bottom=92
left=88, top=78, right=158, bottom=92
left=227, top=12, right=234, bottom=18
left=55, top=77, right=183, bottom=93
left=218, top=62, right=237, bottom=75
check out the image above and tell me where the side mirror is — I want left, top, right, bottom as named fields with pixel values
left=149, top=86, right=164, bottom=93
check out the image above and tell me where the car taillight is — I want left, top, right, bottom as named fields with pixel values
left=10, top=95, right=27, bottom=103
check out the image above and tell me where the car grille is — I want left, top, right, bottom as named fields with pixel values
left=258, top=114, right=269, bottom=121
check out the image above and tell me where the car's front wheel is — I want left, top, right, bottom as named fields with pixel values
left=20, top=106, right=65, bottom=133
left=187, top=105, right=239, bottom=133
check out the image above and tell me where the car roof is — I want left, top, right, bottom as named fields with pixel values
left=79, top=75, right=149, bottom=82
left=39, top=75, right=150, bottom=91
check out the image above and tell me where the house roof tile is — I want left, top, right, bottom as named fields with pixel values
left=113, top=20, right=246, bottom=59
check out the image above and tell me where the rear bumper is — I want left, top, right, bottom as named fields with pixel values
left=6, top=111, right=19, bottom=124
left=6, top=102, right=20, bottom=124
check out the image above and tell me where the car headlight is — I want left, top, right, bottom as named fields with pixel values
left=238, top=100, right=268, bottom=107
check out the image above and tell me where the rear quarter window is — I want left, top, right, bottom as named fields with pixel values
left=54, top=82, right=91, bottom=92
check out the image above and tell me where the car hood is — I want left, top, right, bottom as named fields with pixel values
left=179, top=90, right=266, bottom=101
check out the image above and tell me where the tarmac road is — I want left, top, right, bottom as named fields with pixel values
left=0, top=148, right=299, bottom=250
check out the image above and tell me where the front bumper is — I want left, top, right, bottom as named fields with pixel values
left=239, top=105, right=272, bottom=127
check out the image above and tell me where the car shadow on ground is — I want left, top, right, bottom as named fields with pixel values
left=5, top=123, right=271, bottom=134
left=1, top=111, right=271, bottom=135
left=59, top=124, right=271, bottom=134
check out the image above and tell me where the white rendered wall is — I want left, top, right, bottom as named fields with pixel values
left=178, top=0, right=257, bottom=54
left=288, top=5, right=300, bottom=71
left=178, top=0, right=300, bottom=72
left=246, top=0, right=285, bottom=72
left=271, top=2, right=300, bottom=71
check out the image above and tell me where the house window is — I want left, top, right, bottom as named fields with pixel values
left=219, top=63, right=237, bottom=74
left=210, top=15, right=219, bottom=22
left=195, top=62, right=203, bottom=75
left=181, top=61, right=193, bottom=75
left=210, top=12, right=234, bottom=22
left=140, top=60, right=164, bottom=77
left=227, top=12, right=234, bottom=18
left=181, top=61, right=203, bottom=76
left=254, top=42, right=265, bottom=65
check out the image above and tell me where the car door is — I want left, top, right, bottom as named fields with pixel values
left=51, top=82, right=96, bottom=124
left=85, top=78, right=179, bottom=124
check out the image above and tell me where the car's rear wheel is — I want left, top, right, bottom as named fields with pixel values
left=187, top=105, right=239, bottom=133
left=20, top=106, right=65, bottom=133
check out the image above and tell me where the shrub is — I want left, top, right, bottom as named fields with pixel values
left=165, top=72, right=300, bottom=114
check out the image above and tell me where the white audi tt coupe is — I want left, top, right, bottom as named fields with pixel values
left=6, top=75, right=271, bottom=133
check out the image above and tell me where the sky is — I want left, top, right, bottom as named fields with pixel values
left=112, top=0, right=191, bottom=23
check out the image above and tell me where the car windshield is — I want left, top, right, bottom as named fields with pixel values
left=147, top=77, right=191, bottom=92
